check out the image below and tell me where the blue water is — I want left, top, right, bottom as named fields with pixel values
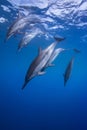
left=0, top=0, right=87, bottom=130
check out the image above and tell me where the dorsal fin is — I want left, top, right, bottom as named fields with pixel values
left=18, top=11, right=24, bottom=19
left=25, top=31, right=29, bottom=35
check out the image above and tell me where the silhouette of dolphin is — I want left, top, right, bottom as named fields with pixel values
left=63, top=48, right=81, bottom=86
left=63, top=56, right=74, bottom=86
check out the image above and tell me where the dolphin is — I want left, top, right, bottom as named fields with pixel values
left=5, top=16, right=29, bottom=41
left=63, top=48, right=81, bottom=86
left=18, top=28, right=42, bottom=51
left=63, top=56, right=74, bottom=86
left=22, top=45, right=57, bottom=89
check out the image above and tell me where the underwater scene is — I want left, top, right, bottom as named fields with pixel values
left=0, top=0, right=87, bottom=130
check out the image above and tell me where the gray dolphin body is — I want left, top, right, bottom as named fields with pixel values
left=63, top=56, right=74, bottom=86
left=18, top=28, right=42, bottom=51
left=6, top=16, right=29, bottom=41
left=22, top=44, right=56, bottom=89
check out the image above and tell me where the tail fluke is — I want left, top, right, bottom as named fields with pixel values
left=54, top=35, right=65, bottom=42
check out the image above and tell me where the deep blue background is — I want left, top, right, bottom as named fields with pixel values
left=0, top=1, right=87, bottom=130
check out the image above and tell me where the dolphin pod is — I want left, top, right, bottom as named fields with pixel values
left=22, top=38, right=80, bottom=89
left=5, top=13, right=80, bottom=89
left=5, top=14, right=41, bottom=42
left=22, top=36, right=65, bottom=89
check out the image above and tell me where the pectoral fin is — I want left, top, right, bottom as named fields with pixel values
left=38, top=71, right=46, bottom=76
left=48, top=63, right=55, bottom=67
left=17, top=30, right=24, bottom=35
